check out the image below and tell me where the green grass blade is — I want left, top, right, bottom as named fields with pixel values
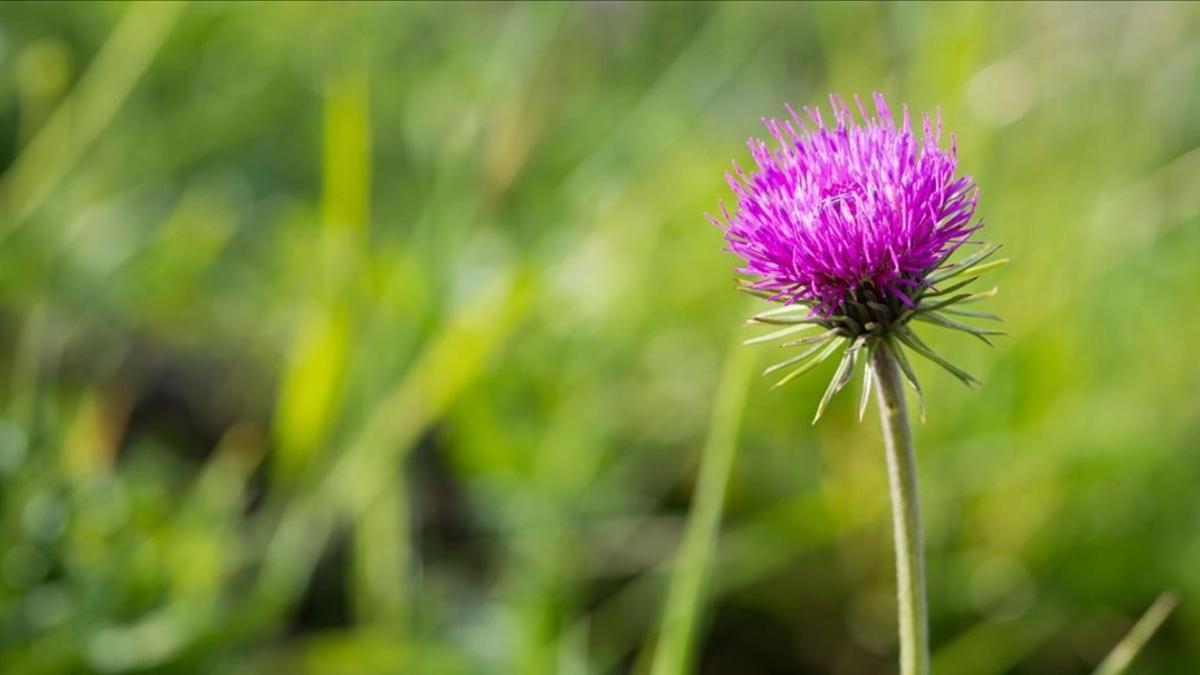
left=649, top=334, right=756, bottom=675
left=1093, top=591, right=1179, bottom=675
left=0, top=2, right=185, bottom=234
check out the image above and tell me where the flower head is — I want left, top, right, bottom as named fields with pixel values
left=717, top=93, right=977, bottom=315
left=714, top=94, right=1005, bottom=419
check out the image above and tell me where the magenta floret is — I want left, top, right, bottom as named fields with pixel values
left=714, top=93, right=980, bottom=316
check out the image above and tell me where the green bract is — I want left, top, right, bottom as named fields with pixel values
left=743, top=243, right=1007, bottom=422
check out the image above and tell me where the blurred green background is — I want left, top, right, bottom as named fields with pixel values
left=1, top=2, right=1199, bottom=673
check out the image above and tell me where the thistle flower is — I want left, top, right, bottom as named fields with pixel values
left=712, top=93, right=1005, bottom=421
left=711, top=93, right=1005, bottom=675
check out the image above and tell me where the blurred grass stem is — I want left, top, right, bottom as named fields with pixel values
left=649, top=335, right=755, bottom=675
left=1093, top=591, right=1178, bottom=675
left=872, top=340, right=930, bottom=675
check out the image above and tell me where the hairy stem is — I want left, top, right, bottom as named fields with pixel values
left=871, top=340, right=930, bottom=675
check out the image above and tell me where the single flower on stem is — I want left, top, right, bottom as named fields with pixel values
left=711, top=93, right=1005, bottom=675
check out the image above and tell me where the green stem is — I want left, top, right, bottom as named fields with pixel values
left=871, top=340, right=930, bottom=675
left=1093, top=591, right=1178, bottom=675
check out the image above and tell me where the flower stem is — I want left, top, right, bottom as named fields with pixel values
left=871, top=340, right=930, bottom=675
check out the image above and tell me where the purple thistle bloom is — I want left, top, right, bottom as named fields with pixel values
left=713, top=99, right=1005, bottom=675
left=713, top=93, right=980, bottom=316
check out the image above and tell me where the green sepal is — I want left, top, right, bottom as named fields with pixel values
left=838, top=314, right=862, bottom=335
left=956, top=287, right=998, bottom=305
left=744, top=322, right=821, bottom=345
left=926, top=243, right=1002, bottom=284
left=940, top=307, right=1002, bottom=322
left=747, top=316, right=828, bottom=326
left=812, top=336, right=866, bottom=424
left=912, top=312, right=1006, bottom=346
left=955, top=257, right=1009, bottom=279
left=763, top=340, right=833, bottom=376
left=918, top=292, right=977, bottom=314
left=895, top=326, right=980, bottom=389
left=737, top=285, right=775, bottom=300
left=742, top=239, right=1003, bottom=402
left=772, top=338, right=843, bottom=389
left=921, top=275, right=980, bottom=299
left=751, top=303, right=814, bottom=320
left=887, top=336, right=926, bottom=421
left=781, top=328, right=842, bottom=347
left=864, top=301, right=895, bottom=325
left=857, top=343, right=875, bottom=422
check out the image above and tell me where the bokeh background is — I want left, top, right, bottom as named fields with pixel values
left=2, top=2, right=1199, bottom=673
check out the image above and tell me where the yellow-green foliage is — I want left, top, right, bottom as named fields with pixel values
left=1, top=3, right=1198, bottom=673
